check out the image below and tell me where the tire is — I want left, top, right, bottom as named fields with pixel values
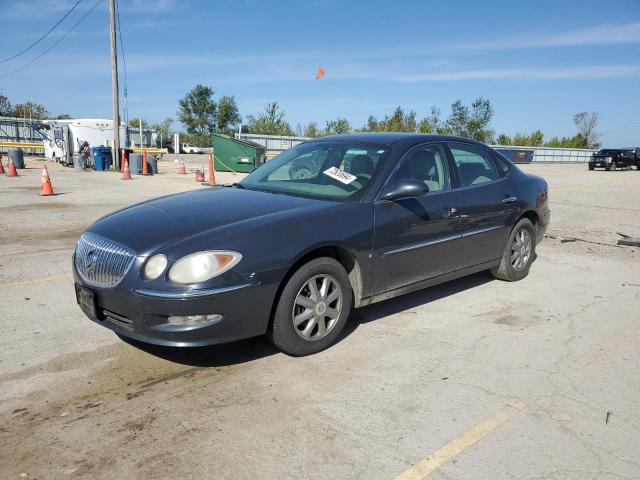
left=588, top=164, right=594, bottom=171
left=269, top=257, right=353, bottom=356
left=610, top=162, right=617, bottom=171
left=490, top=218, right=536, bottom=282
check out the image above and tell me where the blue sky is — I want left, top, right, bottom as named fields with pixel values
left=1, top=0, right=639, bottom=146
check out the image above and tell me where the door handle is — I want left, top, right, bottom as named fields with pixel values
left=440, top=207, right=458, bottom=218
left=502, top=196, right=518, bottom=204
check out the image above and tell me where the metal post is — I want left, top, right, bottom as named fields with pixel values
left=108, top=0, right=120, bottom=170
left=139, top=117, right=143, bottom=147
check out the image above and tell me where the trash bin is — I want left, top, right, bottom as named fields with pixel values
left=92, top=147, right=112, bottom=171
left=129, top=153, right=142, bottom=174
left=73, top=155, right=86, bottom=171
left=146, top=157, right=157, bottom=175
left=8, top=149, right=25, bottom=169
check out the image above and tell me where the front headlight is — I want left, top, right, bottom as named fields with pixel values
left=143, top=254, right=168, bottom=280
left=606, top=157, right=612, bottom=162
left=168, top=251, right=242, bottom=284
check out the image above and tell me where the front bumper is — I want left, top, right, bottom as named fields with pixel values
left=590, top=159, right=612, bottom=168
left=73, top=269, right=279, bottom=347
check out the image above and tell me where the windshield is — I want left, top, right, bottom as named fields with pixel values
left=596, top=149, right=618, bottom=155
left=240, top=141, right=390, bottom=200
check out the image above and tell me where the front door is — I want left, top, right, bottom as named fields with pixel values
left=372, top=143, right=462, bottom=295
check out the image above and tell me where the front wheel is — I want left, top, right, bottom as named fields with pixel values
left=610, top=162, right=617, bottom=171
left=491, top=218, right=536, bottom=282
left=269, top=257, right=353, bottom=356
left=588, top=164, right=594, bottom=171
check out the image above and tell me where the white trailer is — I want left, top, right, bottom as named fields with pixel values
left=42, top=118, right=126, bottom=165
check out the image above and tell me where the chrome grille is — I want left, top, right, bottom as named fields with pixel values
left=74, top=232, right=135, bottom=288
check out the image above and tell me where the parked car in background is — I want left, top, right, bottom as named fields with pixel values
left=181, top=143, right=205, bottom=154
left=159, top=141, right=174, bottom=153
left=589, top=148, right=638, bottom=171
left=73, top=134, right=550, bottom=356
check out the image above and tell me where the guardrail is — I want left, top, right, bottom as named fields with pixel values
left=129, top=147, right=168, bottom=154
left=0, top=141, right=44, bottom=150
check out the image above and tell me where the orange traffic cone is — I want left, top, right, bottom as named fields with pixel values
left=178, top=161, right=186, bottom=175
left=122, top=159, right=131, bottom=180
left=142, top=147, right=149, bottom=175
left=0, top=159, right=5, bottom=174
left=205, top=149, right=216, bottom=185
left=40, top=164, right=55, bottom=196
left=7, top=158, right=18, bottom=177
left=195, top=170, right=205, bottom=182
left=120, top=148, right=126, bottom=173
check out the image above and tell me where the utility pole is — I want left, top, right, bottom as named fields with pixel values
left=108, top=0, right=120, bottom=169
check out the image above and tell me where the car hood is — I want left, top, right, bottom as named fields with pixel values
left=87, top=187, right=337, bottom=255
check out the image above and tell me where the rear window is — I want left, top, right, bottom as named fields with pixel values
left=448, top=143, right=501, bottom=187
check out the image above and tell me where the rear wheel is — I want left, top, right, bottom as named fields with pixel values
left=269, top=257, right=352, bottom=356
left=491, top=218, right=536, bottom=282
left=588, top=164, right=594, bottom=171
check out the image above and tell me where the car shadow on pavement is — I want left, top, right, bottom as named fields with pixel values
left=120, top=271, right=494, bottom=367
left=118, top=334, right=280, bottom=368
left=342, top=271, right=495, bottom=337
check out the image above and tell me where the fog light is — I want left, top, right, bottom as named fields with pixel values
left=167, top=314, right=223, bottom=325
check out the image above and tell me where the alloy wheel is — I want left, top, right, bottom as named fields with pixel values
left=510, top=228, right=532, bottom=271
left=292, top=274, right=343, bottom=341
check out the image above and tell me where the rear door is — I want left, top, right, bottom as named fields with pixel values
left=446, top=142, right=519, bottom=269
left=372, top=143, right=462, bottom=294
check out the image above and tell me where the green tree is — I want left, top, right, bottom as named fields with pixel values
left=324, top=117, right=351, bottom=135
left=361, top=106, right=417, bottom=132
left=363, top=115, right=379, bottom=132
left=303, top=121, right=319, bottom=138
left=0, top=92, right=13, bottom=116
left=129, top=118, right=149, bottom=129
left=511, top=130, right=544, bottom=146
left=153, top=117, right=174, bottom=145
left=178, top=84, right=217, bottom=143
left=246, top=102, right=293, bottom=136
left=496, top=134, right=511, bottom=145
left=573, top=112, right=599, bottom=148
left=13, top=101, right=48, bottom=119
left=216, top=95, right=241, bottom=135
left=56, top=114, right=72, bottom=120
left=445, top=97, right=494, bottom=142
left=544, top=135, right=588, bottom=148
left=418, top=106, right=449, bottom=134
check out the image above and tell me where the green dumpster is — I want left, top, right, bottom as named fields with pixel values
left=211, top=133, right=266, bottom=173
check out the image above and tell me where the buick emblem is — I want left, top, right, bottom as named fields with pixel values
left=86, top=250, right=98, bottom=271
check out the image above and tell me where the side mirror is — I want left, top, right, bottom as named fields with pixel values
left=381, top=178, right=429, bottom=201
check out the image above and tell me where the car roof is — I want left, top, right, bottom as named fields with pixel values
left=311, top=133, right=488, bottom=147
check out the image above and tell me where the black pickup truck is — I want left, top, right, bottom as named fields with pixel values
left=589, top=148, right=639, bottom=171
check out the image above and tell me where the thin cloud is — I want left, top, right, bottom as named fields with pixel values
left=455, top=21, right=640, bottom=52
left=382, top=65, right=640, bottom=82
left=353, top=21, right=640, bottom=60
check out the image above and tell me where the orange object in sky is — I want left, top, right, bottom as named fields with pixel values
left=315, top=67, right=325, bottom=80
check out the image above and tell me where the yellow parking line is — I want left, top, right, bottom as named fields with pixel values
left=394, top=399, right=526, bottom=480
left=0, top=274, right=71, bottom=289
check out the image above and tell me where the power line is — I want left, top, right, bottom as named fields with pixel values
left=0, top=0, right=85, bottom=64
left=0, top=0, right=101, bottom=79
left=115, top=0, right=129, bottom=133
left=116, top=0, right=127, bottom=94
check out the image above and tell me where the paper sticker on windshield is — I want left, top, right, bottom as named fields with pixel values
left=323, top=166, right=357, bottom=184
